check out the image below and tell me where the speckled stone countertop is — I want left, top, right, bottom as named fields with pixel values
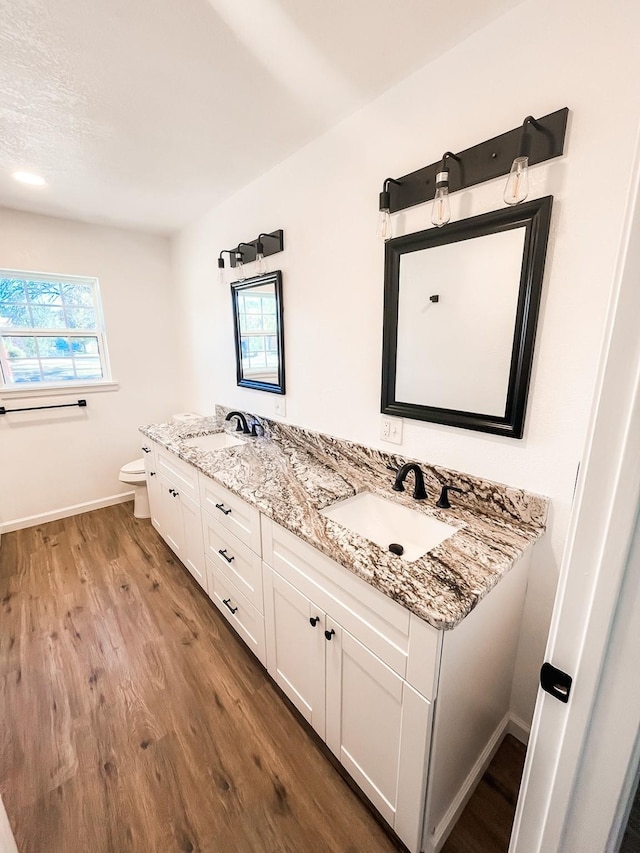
left=140, top=409, right=547, bottom=630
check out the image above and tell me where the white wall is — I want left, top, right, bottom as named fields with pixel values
left=0, top=208, right=182, bottom=528
left=172, top=0, right=640, bottom=722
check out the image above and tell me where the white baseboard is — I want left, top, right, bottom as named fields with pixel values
left=0, top=492, right=134, bottom=535
left=431, top=713, right=511, bottom=852
left=0, top=795, right=18, bottom=853
left=507, top=712, right=531, bottom=745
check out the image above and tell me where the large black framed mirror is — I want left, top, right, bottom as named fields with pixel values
left=381, top=196, right=553, bottom=438
left=231, top=270, right=285, bottom=394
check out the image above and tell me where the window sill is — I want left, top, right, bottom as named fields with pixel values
left=0, top=381, right=120, bottom=400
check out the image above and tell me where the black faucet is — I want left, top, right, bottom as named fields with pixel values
left=225, top=410, right=251, bottom=434
left=392, top=463, right=427, bottom=500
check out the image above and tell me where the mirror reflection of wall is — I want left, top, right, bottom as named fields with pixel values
left=232, top=271, right=285, bottom=394
left=381, top=197, right=553, bottom=438
left=396, top=228, right=525, bottom=416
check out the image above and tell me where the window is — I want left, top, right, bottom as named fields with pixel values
left=0, top=270, right=111, bottom=389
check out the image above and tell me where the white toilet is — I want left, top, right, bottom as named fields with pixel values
left=119, top=458, right=151, bottom=519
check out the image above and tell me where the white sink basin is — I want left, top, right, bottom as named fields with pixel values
left=320, top=492, right=459, bottom=562
left=184, top=433, right=246, bottom=452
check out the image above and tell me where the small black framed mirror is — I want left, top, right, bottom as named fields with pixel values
left=231, top=270, right=285, bottom=394
left=381, top=196, right=553, bottom=438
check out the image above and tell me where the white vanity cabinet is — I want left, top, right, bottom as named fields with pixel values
left=145, top=443, right=206, bottom=592
left=262, top=515, right=438, bottom=852
left=261, top=514, right=532, bottom=853
left=140, top=435, right=534, bottom=853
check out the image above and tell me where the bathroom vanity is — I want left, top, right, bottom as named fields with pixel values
left=139, top=412, right=547, bottom=853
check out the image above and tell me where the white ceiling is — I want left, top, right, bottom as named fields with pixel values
left=0, top=0, right=522, bottom=234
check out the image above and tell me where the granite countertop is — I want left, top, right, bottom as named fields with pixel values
left=140, top=411, right=548, bottom=630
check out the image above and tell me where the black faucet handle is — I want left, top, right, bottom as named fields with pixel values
left=436, top=484, right=465, bottom=509
left=250, top=422, right=264, bottom=437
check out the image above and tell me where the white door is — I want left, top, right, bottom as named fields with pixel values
left=263, top=568, right=326, bottom=737
left=512, top=130, right=640, bottom=852
left=325, top=618, right=431, bottom=853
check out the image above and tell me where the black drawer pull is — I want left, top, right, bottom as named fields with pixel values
left=309, top=616, right=320, bottom=627
left=149, top=471, right=156, bottom=477
left=324, top=628, right=335, bottom=641
left=218, top=549, right=235, bottom=564
left=142, top=446, right=151, bottom=453
left=223, top=598, right=238, bottom=614
left=215, top=502, right=232, bottom=516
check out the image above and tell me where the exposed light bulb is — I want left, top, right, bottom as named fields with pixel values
left=431, top=169, right=451, bottom=228
left=217, top=257, right=225, bottom=285
left=255, top=241, right=266, bottom=275
left=504, top=156, right=529, bottom=205
left=377, top=207, right=392, bottom=241
left=376, top=182, right=399, bottom=241
left=235, top=252, right=246, bottom=281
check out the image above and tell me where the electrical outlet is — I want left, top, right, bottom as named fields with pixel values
left=381, top=415, right=403, bottom=445
left=274, top=397, right=286, bottom=417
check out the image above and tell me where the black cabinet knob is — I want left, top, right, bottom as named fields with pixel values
left=142, top=446, right=151, bottom=453
left=309, top=616, right=320, bottom=627
left=149, top=471, right=156, bottom=477
left=324, top=628, right=335, bottom=641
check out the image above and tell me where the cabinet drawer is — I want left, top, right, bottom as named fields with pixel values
left=202, top=511, right=263, bottom=613
left=207, top=557, right=266, bottom=666
left=199, top=474, right=261, bottom=555
left=156, top=446, right=198, bottom=502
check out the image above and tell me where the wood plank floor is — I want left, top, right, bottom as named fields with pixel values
left=441, top=735, right=526, bottom=853
left=0, top=504, right=524, bottom=852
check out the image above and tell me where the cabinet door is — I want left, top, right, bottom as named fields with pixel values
left=180, top=493, right=206, bottom=592
left=325, top=620, right=431, bottom=853
left=263, top=567, right=326, bottom=738
left=144, top=457, right=162, bottom=535
left=157, top=472, right=184, bottom=557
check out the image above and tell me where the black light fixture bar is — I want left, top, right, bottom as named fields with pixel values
left=385, top=107, right=568, bottom=214
left=229, top=229, right=284, bottom=268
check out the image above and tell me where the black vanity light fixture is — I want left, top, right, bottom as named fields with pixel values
left=377, top=107, right=568, bottom=227
left=217, top=230, right=284, bottom=283
left=377, top=178, right=401, bottom=241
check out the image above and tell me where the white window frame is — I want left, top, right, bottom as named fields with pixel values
left=0, top=269, right=115, bottom=396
